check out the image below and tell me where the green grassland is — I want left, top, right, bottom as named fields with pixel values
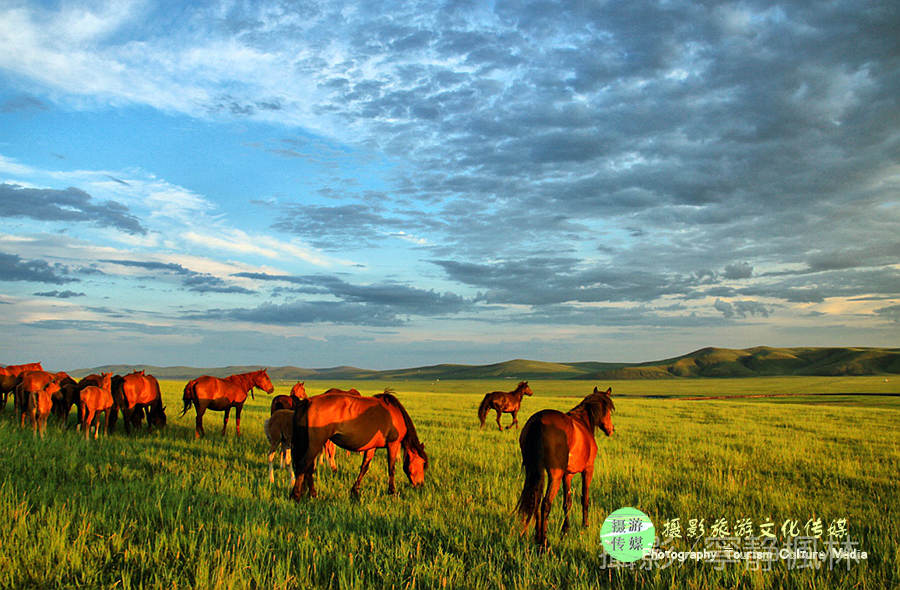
left=1, top=378, right=898, bottom=589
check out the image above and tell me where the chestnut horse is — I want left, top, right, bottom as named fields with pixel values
left=180, top=369, right=274, bottom=438
left=478, top=381, right=534, bottom=430
left=51, top=372, right=79, bottom=427
left=270, top=381, right=307, bottom=413
left=1, top=362, right=43, bottom=411
left=517, top=387, right=615, bottom=550
left=16, top=371, right=60, bottom=436
left=112, top=371, right=167, bottom=433
left=79, top=373, right=114, bottom=440
left=290, top=390, right=427, bottom=500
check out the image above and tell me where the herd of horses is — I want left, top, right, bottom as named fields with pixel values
left=2, top=362, right=615, bottom=551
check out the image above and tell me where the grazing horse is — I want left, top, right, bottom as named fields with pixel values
left=516, top=387, right=615, bottom=550
left=270, top=381, right=307, bottom=413
left=50, top=372, right=79, bottom=427
left=180, top=369, right=275, bottom=438
left=478, top=381, right=534, bottom=430
left=79, top=373, right=114, bottom=440
left=112, top=371, right=167, bottom=433
left=290, top=390, right=428, bottom=500
left=265, top=409, right=295, bottom=485
left=16, top=371, right=60, bottom=437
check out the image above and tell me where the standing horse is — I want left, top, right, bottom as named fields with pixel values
left=180, top=369, right=274, bottom=438
left=112, top=371, right=167, bottom=433
left=290, top=391, right=428, bottom=500
left=79, top=373, right=114, bottom=440
left=17, top=371, right=60, bottom=437
left=516, top=387, right=615, bottom=550
left=270, top=381, right=307, bottom=413
left=1, top=362, right=43, bottom=411
left=51, top=372, right=79, bottom=427
left=478, top=381, right=534, bottom=430
left=265, top=409, right=295, bottom=485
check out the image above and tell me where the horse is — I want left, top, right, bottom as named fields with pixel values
left=317, top=387, right=364, bottom=471
left=111, top=370, right=167, bottom=433
left=265, top=409, right=295, bottom=485
left=79, top=373, right=114, bottom=440
left=516, top=387, right=615, bottom=551
left=50, top=372, right=79, bottom=427
left=289, top=390, right=428, bottom=501
left=1, top=362, right=43, bottom=411
left=16, top=371, right=60, bottom=437
left=478, top=381, right=534, bottom=430
left=180, top=369, right=274, bottom=438
left=270, top=381, right=307, bottom=413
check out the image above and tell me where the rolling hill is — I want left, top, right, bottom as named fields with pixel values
left=68, top=346, right=900, bottom=381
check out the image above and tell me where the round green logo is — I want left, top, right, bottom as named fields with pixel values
left=600, top=507, right=655, bottom=562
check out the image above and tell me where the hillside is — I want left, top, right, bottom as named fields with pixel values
left=66, top=346, right=900, bottom=381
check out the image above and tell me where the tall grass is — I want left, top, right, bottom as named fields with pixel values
left=0, top=378, right=897, bottom=588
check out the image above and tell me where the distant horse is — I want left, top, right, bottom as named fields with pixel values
left=16, top=371, right=60, bottom=437
left=516, top=387, right=615, bottom=550
left=265, top=409, right=295, bottom=485
left=270, top=381, right=307, bottom=413
left=79, top=373, right=114, bottom=440
left=180, top=369, right=275, bottom=438
left=290, top=390, right=428, bottom=500
left=50, top=372, right=79, bottom=427
left=478, top=381, right=534, bottom=430
left=112, top=371, right=167, bottom=433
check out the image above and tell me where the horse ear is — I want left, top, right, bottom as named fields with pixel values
left=606, top=387, right=612, bottom=395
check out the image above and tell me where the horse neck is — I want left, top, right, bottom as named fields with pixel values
left=567, top=405, right=599, bottom=432
left=229, top=372, right=257, bottom=392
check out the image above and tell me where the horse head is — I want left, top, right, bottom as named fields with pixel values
left=255, top=369, right=275, bottom=394
left=520, top=381, right=534, bottom=396
left=403, top=442, right=427, bottom=488
left=592, top=386, right=615, bottom=436
left=290, top=381, right=307, bottom=400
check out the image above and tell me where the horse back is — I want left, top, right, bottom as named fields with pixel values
left=122, top=373, right=160, bottom=406
left=81, top=385, right=113, bottom=411
left=521, top=410, right=592, bottom=473
left=308, top=395, right=397, bottom=451
left=192, top=375, right=246, bottom=403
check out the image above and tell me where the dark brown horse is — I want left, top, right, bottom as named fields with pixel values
left=180, top=369, right=274, bottom=438
left=290, top=390, right=427, bottom=500
left=265, top=409, right=295, bottom=485
left=50, top=372, right=79, bottom=427
left=478, top=381, right=534, bottom=430
left=79, top=373, right=114, bottom=440
left=270, top=381, right=307, bottom=413
left=517, top=387, right=615, bottom=550
left=112, top=371, right=167, bottom=433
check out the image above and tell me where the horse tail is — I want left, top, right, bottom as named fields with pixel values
left=374, top=392, right=428, bottom=469
left=516, top=417, right=545, bottom=531
left=180, top=379, right=197, bottom=417
left=477, top=394, right=492, bottom=428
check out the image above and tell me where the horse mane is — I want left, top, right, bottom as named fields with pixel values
left=567, top=387, right=614, bottom=430
left=374, top=390, right=428, bottom=469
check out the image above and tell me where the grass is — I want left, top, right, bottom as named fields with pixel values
left=1, top=378, right=898, bottom=589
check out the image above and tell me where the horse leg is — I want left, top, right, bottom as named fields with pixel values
left=350, top=449, right=377, bottom=499
left=268, top=442, right=278, bottom=483
left=386, top=441, right=401, bottom=495
left=195, top=403, right=206, bottom=438
left=495, top=409, right=503, bottom=431
left=234, top=404, right=243, bottom=436
left=222, top=406, right=231, bottom=436
left=561, top=473, right=574, bottom=534
left=83, top=408, right=93, bottom=440
left=581, top=468, right=593, bottom=528
left=537, top=470, right=562, bottom=550
left=506, top=409, right=519, bottom=430
left=326, top=440, right=337, bottom=472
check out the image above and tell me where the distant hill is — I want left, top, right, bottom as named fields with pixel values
left=69, top=346, right=899, bottom=381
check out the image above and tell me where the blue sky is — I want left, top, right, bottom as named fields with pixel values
left=1, top=0, right=897, bottom=370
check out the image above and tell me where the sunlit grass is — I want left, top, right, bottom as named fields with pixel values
left=0, top=378, right=897, bottom=588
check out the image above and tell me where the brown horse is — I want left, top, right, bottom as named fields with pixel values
left=265, top=409, right=295, bottom=485
left=478, top=381, right=534, bottom=430
left=180, top=369, right=274, bottom=438
left=16, top=371, right=60, bottom=437
left=270, top=381, right=307, bottom=413
left=517, top=387, right=615, bottom=550
left=79, top=373, right=114, bottom=440
left=112, top=371, right=167, bottom=433
left=290, top=390, right=428, bottom=500
left=1, top=362, right=43, bottom=411
left=50, top=372, right=79, bottom=427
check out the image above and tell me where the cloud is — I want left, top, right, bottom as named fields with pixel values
left=714, top=299, right=771, bottom=319
left=0, top=183, right=146, bottom=234
left=101, top=259, right=255, bottom=294
left=0, top=252, right=76, bottom=284
left=32, top=290, right=85, bottom=298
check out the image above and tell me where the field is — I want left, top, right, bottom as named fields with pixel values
left=1, top=377, right=898, bottom=589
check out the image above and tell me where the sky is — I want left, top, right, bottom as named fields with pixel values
left=0, top=0, right=898, bottom=371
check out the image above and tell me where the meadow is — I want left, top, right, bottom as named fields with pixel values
left=1, top=377, right=897, bottom=589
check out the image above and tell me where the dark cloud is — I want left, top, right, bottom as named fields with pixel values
left=0, top=252, right=76, bottom=284
left=193, top=301, right=402, bottom=327
left=714, top=299, right=771, bottom=319
left=0, top=184, right=146, bottom=234
left=101, top=259, right=255, bottom=295
left=0, top=94, right=49, bottom=112
left=875, top=304, right=900, bottom=323
left=32, top=290, right=85, bottom=298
